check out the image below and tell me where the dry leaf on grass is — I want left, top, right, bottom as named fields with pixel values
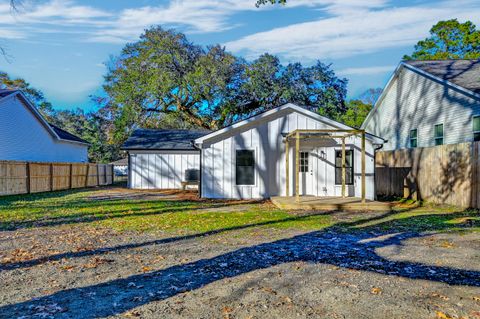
left=435, top=311, right=453, bottom=319
left=371, top=287, right=382, bottom=295
left=141, top=266, right=152, bottom=272
left=440, top=241, right=454, bottom=248
left=82, top=257, right=114, bottom=269
left=222, top=306, right=233, bottom=314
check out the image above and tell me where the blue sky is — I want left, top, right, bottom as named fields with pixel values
left=1, top=0, right=480, bottom=111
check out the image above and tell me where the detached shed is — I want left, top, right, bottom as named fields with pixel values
left=122, top=129, right=210, bottom=189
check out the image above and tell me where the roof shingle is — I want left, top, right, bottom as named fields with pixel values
left=405, top=59, right=480, bottom=94
left=122, top=129, right=210, bottom=150
left=49, top=123, right=89, bottom=144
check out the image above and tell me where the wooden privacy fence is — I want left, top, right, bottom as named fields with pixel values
left=0, top=161, right=114, bottom=196
left=375, top=142, right=480, bottom=208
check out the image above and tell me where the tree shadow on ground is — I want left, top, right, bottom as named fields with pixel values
left=1, top=208, right=479, bottom=318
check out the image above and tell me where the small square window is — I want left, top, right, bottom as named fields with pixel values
left=434, top=124, right=443, bottom=146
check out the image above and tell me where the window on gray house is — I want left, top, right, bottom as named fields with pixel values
left=335, top=150, right=353, bottom=185
left=473, top=116, right=480, bottom=142
left=434, top=124, right=444, bottom=146
left=236, top=150, right=255, bottom=185
left=410, top=129, right=418, bottom=148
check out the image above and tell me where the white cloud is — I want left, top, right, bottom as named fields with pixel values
left=225, top=0, right=480, bottom=61
left=0, top=0, right=389, bottom=44
left=337, top=65, right=395, bottom=76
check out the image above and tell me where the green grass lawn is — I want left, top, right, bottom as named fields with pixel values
left=0, top=188, right=334, bottom=234
left=0, top=187, right=478, bottom=235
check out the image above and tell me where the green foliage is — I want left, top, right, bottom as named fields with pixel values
left=337, top=99, right=372, bottom=128
left=404, top=19, right=480, bottom=60
left=255, top=0, right=286, bottom=7
left=103, top=27, right=348, bottom=141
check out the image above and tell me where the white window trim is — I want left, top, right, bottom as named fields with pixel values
left=434, top=123, right=444, bottom=145
left=473, top=115, right=480, bottom=141
left=410, top=129, right=418, bottom=148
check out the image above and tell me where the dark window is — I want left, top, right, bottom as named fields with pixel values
left=410, top=129, right=418, bottom=148
left=236, top=150, right=255, bottom=185
left=335, top=150, right=354, bottom=185
left=434, top=124, right=443, bottom=146
left=473, top=116, right=480, bottom=142
left=300, top=152, right=309, bottom=173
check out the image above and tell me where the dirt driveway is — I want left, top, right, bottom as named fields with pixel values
left=0, top=188, right=479, bottom=319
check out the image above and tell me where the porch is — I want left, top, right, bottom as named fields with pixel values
left=271, top=195, right=392, bottom=211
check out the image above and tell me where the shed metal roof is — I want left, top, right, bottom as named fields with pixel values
left=122, top=129, right=211, bottom=150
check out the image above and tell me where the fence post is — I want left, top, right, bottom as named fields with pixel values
left=96, top=164, right=100, bottom=186
left=69, top=164, right=73, bottom=189
left=85, top=164, right=89, bottom=188
left=26, top=162, right=31, bottom=194
left=49, top=163, right=54, bottom=191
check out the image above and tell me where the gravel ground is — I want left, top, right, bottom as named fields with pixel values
left=1, top=212, right=480, bottom=318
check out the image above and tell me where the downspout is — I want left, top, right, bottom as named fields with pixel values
left=192, top=141, right=202, bottom=198
left=127, top=152, right=131, bottom=189
left=373, top=143, right=385, bottom=200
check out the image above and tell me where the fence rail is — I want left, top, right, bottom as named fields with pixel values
left=0, top=161, right=113, bottom=196
left=375, top=142, right=480, bottom=208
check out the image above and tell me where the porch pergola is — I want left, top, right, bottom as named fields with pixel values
left=284, top=129, right=367, bottom=203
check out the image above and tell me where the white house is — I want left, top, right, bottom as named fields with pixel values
left=362, top=59, right=480, bottom=151
left=195, top=103, right=383, bottom=200
left=0, top=89, right=89, bottom=162
left=125, top=104, right=384, bottom=200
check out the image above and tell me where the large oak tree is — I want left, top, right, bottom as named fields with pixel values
left=103, top=26, right=348, bottom=142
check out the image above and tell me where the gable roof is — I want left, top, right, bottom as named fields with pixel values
left=0, top=89, right=18, bottom=98
left=404, top=59, right=480, bottom=94
left=195, top=103, right=385, bottom=145
left=49, top=123, right=89, bottom=144
left=122, top=129, right=211, bottom=151
left=361, top=60, right=480, bottom=129
left=0, top=89, right=89, bottom=146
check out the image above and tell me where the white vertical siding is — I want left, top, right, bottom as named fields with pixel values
left=129, top=150, right=200, bottom=189
left=364, top=67, right=480, bottom=151
left=0, top=95, right=88, bottom=162
left=201, top=108, right=376, bottom=199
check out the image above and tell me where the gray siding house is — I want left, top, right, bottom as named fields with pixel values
left=362, top=60, right=480, bottom=151
left=0, top=89, right=89, bottom=162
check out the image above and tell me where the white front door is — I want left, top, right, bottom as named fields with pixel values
left=299, top=150, right=314, bottom=195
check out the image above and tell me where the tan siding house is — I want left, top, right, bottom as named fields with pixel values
left=362, top=60, right=480, bottom=151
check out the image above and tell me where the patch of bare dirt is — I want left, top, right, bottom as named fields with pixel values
left=1, top=218, right=480, bottom=319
